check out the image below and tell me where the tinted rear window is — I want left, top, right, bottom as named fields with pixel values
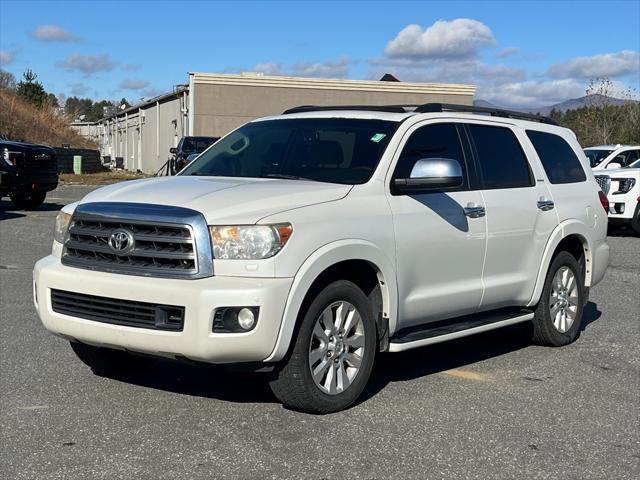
left=527, top=131, right=586, bottom=184
left=469, top=125, right=533, bottom=189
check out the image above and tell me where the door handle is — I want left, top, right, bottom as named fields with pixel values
left=537, top=198, right=555, bottom=211
left=463, top=203, right=485, bottom=218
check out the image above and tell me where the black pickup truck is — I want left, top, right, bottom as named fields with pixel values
left=170, top=136, right=219, bottom=173
left=0, top=139, right=59, bottom=209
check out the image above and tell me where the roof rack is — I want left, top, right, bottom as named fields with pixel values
left=282, top=105, right=411, bottom=114
left=415, top=103, right=559, bottom=125
left=281, top=102, right=558, bottom=126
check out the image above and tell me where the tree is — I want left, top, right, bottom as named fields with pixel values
left=16, top=69, right=48, bottom=107
left=0, top=69, right=16, bottom=90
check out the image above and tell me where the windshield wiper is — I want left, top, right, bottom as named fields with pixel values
left=264, top=173, right=313, bottom=181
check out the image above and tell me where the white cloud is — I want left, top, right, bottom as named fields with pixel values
left=0, top=50, right=15, bottom=65
left=248, top=57, right=351, bottom=78
left=252, top=62, right=286, bottom=75
left=384, top=19, right=495, bottom=60
left=547, top=50, right=640, bottom=79
left=57, top=54, right=118, bottom=74
left=292, top=57, right=350, bottom=78
left=119, top=78, right=150, bottom=90
left=30, top=25, right=80, bottom=42
left=478, top=79, right=587, bottom=108
left=499, top=47, right=519, bottom=58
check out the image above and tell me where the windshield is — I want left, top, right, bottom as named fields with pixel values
left=179, top=118, right=398, bottom=185
left=584, top=149, right=613, bottom=167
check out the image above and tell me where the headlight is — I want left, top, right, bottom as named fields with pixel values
left=54, top=211, right=72, bottom=243
left=614, top=178, right=636, bottom=194
left=209, top=224, right=293, bottom=259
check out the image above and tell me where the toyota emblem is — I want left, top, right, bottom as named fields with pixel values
left=108, top=229, right=135, bottom=255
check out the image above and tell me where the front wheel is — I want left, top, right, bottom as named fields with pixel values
left=531, top=251, right=585, bottom=346
left=269, top=280, right=377, bottom=414
left=10, top=190, right=46, bottom=210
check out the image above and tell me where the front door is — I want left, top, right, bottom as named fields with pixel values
left=386, top=122, right=487, bottom=329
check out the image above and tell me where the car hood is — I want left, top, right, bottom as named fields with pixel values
left=78, top=176, right=352, bottom=224
left=596, top=167, right=640, bottom=177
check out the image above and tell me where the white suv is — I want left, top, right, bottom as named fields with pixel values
left=585, top=144, right=640, bottom=170
left=594, top=159, right=640, bottom=234
left=34, top=103, right=610, bottom=413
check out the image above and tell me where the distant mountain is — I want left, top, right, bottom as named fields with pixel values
left=474, top=94, right=637, bottom=116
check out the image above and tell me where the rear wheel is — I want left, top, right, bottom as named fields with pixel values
left=70, top=341, right=155, bottom=374
left=10, top=190, right=46, bottom=210
left=531, top=251, right=584, bottom=346
left=269, top=280, right=377, bottom=414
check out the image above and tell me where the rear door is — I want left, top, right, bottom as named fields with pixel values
left=466, top=122, right=558, bottom=309
left=525, top=128, right=592, bottom=227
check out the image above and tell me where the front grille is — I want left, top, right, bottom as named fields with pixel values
left=61, top=202, right=214, bottom=279
left=594, top=175, right=611, bottom=195
left=20, top=153, right=58, bottom=173
left=63, top=218, right=197, bottom=276
left=51, top=289, right=184, bottom=331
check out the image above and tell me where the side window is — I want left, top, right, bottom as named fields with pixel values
left=622, top=150, right=640, bottom=167
left=469, top=124, right=533, bottom=189
left=526, top=130, right=587, bottom=184
left=393, top=123, right=467, bottom=186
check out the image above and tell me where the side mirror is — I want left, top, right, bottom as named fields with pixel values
left=605, top=162, right=622, bottom=170
left=393, top=158, right=463, bottom=194
left=169, top=147, right=178, bottom=154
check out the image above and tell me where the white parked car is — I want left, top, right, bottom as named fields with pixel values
left=34, top=103, right=610, bottom=413
left=584, top=144, right=640, bottom=170
left=594, top=158, right=640, bottom=234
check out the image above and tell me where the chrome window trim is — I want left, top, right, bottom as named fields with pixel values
left=62, top=202, right=214, bottom=279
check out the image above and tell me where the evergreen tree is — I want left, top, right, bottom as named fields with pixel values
left=16, top=69, right=47, bottom=107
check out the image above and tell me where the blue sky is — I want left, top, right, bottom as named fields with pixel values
left=1, top=0, right=639, bottom=108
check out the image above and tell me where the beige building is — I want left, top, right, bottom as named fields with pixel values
left=93, top=72, right=476, bottom=174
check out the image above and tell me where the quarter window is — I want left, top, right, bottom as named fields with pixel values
left=526, top=130, right=586, bottom=184
left=393, top=123, right=467, bottom=186
left=469, top=125, right=533, bottom=189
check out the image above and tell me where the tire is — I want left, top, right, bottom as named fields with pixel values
left=70, top=341, right=155, bottom=374
left=631, top=204, right=640, bottom=235
left=531, top=251, right=584, bottom=347
left=269, top=280, right=377, bottom=414
left=10, top=190, right=46, bottom=210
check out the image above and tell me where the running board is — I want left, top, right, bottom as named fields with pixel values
left=388, top=308, right=534, bottom=353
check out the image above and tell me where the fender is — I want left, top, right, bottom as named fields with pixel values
left=263, top=239, right=398, bottom=363
left=527, top=219, right=592, bottom=307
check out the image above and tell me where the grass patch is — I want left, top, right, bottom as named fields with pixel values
left=59, top=170, right=150, bottom=185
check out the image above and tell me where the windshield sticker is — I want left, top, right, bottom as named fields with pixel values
left=370, top=133, right=387, bottom=143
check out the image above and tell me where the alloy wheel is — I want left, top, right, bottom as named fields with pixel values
left=549, top=266, right=579, bottom=333
left=308, top=301, right=365, bottom=395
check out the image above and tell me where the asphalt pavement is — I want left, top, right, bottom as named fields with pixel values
left=1, top=184, right=638, bottom=479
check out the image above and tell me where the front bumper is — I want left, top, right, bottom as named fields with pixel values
left=34, top=255, right=292, bottom=363
left=6, top=172, right=58, bottom=192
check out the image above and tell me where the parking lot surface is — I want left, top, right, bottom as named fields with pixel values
left=1, top=185, right=639, bottom=480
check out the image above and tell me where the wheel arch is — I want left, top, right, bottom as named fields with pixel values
left=527, top=220, right=594, bottom=307
left=264, top=239, right=397, bottom=362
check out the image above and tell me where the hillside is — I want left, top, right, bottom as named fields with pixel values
left=0, top=87, right=96, bottom=149
left=474, top=94, right=637, bottom=116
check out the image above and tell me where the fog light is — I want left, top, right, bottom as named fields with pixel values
left=213, top=307, right=259, bottom=333
left=237, top=308, right=256, bottom=330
